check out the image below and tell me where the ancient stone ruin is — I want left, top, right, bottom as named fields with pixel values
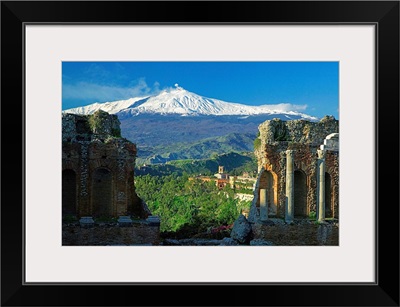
left=248, top=116, right=339, bottom=224
left=62, top=110, right=160, bottom=245
left=62, top=110, right=151, bottom=219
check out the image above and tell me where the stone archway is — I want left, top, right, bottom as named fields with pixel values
left=294, top=170, right=307, bottom=217
left=325, top=172, right=332, bottom=218
left=62, top=169, right=77, bottom=216
left=92, top=168, right=113, bottom=217
left=259, top=170, right=278, bottom=218
left=257, top=171, right=278, bottom=220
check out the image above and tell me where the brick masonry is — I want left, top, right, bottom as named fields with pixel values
left=62, top=221, right=160, bottom=245
left=62, top=110, right=151, bottom=219
left=249, top=116, right=339, bottom=223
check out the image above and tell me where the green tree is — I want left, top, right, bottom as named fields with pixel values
left=135, top=174, right=245, bottom=235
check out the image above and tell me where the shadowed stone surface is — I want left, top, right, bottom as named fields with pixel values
left=63, top=221, right=160, bottom=246
left=79, top=216, right=94, bottom=228
left=146, top=215, right=161, bottom=226
left=250, top=239, right=274, bottom=246
left=249, top=116, right=339, bottom=223
left=230, top=214, right=253, bottom=244
left=62, top=110, right=150, bottom=219
left=62, top=110, right=158, bottom=245
left=118, top=216, right=133, bottom=227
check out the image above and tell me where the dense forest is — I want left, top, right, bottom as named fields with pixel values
left=134, top=173, right=252, bottom=238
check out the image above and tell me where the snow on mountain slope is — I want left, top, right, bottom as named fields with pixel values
left=63, top=86, right=318, bottom=120
left=63, top=96, right=150, bottom=115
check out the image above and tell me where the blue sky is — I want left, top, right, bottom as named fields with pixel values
left=62, top=62, right=339, bottom=119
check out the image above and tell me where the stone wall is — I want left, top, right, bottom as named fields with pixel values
left=62, top=110, right=150, bottom=219
left=62, top=221, right=160, bottom=245
left=251, top=220, right=339, bottom=246
left=249, top=116, right=339, bottom=223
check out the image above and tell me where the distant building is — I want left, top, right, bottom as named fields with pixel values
left=189, top=166, right=256, bottom=191
left=230, top=174, right=257, bottom=192
left=214, top=166, right=230, bottom=189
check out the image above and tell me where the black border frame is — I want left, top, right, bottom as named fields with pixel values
left=1, top=1, right=399, bottom=306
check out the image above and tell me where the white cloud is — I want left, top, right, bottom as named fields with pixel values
left=260, top=103, right=308, bottom=112
left=62, top=78, right=160, bottom=102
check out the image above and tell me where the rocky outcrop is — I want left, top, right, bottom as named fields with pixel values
left=230, top=214, right=253, bottom=244
left=254, top=116, right=339, bottom=170
left=62, top=110, right=121, bottom=142
left=256, top=116, right=338, bottom=145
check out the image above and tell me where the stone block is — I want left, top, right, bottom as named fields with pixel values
left=79, top=216, right=94, bottom=228
left=146, top=215, right=161, bottom=226
left=117, top=216, right=133, bottom=227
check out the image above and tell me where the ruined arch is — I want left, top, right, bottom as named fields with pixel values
left=325, top=172, right=333, bottom=218
left=294, top=169, right=307, bottom=217
left=92, top=167, right=113, bottom=217
left=258, top=169, right=278, bottom=216
left=62, top=169, right=77, bottom=216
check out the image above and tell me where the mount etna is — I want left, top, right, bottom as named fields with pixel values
left=63, top=86, right=318, bottom=164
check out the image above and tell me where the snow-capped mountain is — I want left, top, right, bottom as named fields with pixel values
left=63, top=86, right=317, bottom=121
left=65, top=96, right=149, bottom=115
left=63, top=85, right=321, bottom=163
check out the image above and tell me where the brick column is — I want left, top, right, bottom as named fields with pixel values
left=285, top=150, right=294, bottom=223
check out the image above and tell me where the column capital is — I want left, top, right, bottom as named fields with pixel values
left=317, top=149, right=326, bottom=160
left=285, top=149, right=294, bottom=156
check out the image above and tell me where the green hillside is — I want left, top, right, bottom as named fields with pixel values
left=136, top=132, right=256, bottom=165
left=135, top=152, right=257, bottom=177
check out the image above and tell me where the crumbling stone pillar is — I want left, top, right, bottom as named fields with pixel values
left=260, top=188, right=268, bottom=221
left=317, top=149, right=326, bottom=222
left=285, top=150, right=294, bottom=223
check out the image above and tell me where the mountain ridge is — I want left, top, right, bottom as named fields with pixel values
left=63, top=86, right=318, bottom=121
left=138, top=132, right=256, bottom=164
left=63, top=86, right=322, bottom=163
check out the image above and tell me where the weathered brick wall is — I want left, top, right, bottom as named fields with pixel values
left=62, top=111, right=150, bottom=219
left=251, top=221, right=339, bottom=245
left=62, top=222, right=160, bottom=245
left=326, top=151, right=339, bottom=218
left=249, top=116, right=339, bottom=222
